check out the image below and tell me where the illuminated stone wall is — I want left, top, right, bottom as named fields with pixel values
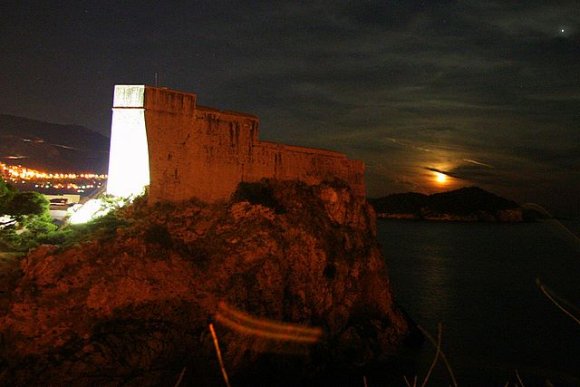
left=107, top=85, right=150, bottom=197
left=108, top=85, right=365, bottom=203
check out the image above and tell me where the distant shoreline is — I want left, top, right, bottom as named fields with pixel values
left=376, top=213, right=525, bottom=223
left=370, top=187, right=527, bottom=223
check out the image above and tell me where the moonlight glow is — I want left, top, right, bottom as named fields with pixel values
left=435, top=172, right=447, bottom=184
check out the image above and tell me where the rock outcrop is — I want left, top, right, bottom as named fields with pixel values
left=0, top=180, right=409, bottom=386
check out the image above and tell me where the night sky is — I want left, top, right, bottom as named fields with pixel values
left=1, top=1, right=579, bottom=216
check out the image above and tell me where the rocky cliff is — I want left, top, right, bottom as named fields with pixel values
left=0, top=180, right=409, bottom=386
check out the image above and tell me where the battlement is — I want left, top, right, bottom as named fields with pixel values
left=107, top=85, right=365, bottom=202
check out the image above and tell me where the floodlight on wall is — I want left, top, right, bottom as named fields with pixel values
left=106, top=85, right=150, bottom=198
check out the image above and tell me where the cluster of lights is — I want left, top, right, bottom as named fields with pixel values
left=0, top=162, right=106, bottom=181
left=34, top=182, right=101, bottom=192
left=0, top=162, right=107, bottom=193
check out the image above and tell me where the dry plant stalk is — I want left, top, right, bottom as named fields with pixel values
left=173, top=367, right=186, bottom=387
left=536, top=278, right=580, bottom=326
left=420, top=323, right=442, bottom=387
left=403, top=374, right=418, bottom=387
left=209, top=322, right=232, bottom=387
left=414, top=323, right=459, bottom=387
left=515, top=369, right=526, bottom=387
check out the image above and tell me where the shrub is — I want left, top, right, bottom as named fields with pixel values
left=0, top=178, right=55, bottom=250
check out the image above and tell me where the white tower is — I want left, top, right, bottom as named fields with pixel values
left=106, top=85, right=150, bottom=197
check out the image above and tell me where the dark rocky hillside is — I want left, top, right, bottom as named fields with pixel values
left=370, top=187, right=523, bottom=222
left=0, top=180, right=411, bottom=386
left=0, top=114, right=109, bottom=173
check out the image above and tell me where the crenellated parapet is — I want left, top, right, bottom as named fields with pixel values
left=107, top=85, right=365, bottom=202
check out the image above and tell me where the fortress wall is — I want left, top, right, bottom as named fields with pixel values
left=143, top=88, right=199, bottom=201
left=107, top=85, right=151, bottom=197
left=143, top=87, right=261, bottom=202
left=174, top=107, right=259, bottom=202
left=247, top=142, right=366, bottom=197
left=143, top=87, right=197, bottom=115
left=110, top=85, right=366, bottom=203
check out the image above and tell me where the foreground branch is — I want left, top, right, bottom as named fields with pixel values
left=536, top=278, right=580, bottom=326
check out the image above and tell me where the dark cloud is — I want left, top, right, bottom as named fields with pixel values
left=341, top=0, right=427, bottom=30
left=1, top=0, right=578, bottom=215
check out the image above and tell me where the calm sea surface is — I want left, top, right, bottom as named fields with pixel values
left=377, top=219, right=580, bottom=386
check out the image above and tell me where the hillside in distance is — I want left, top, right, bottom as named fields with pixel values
left=0, top=114, right=109, bottom=173
left=369, top=187, right=523, bottom=222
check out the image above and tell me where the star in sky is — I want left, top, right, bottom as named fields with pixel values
left=558, top=26, right=572, bottom=37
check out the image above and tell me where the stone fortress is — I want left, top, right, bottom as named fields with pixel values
left=107, top=85, right=365, bottom=203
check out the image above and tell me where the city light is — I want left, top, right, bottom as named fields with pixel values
left=1, top=162, right=107, bottom=181
left=0, top=162, right=107, bottom=194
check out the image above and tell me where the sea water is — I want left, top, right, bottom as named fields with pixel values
left=377, top=219, right=580, bottom=386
